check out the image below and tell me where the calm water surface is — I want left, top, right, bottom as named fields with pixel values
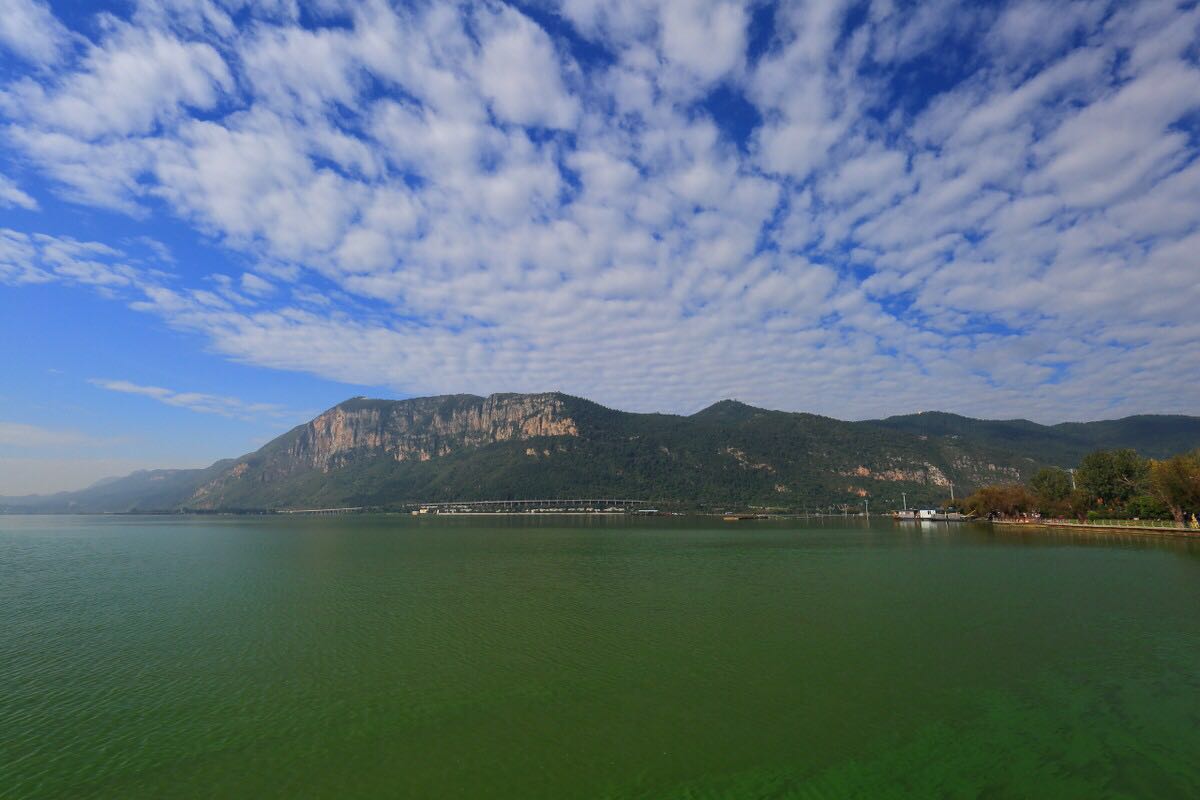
left=2, top=515, right=1199, bottom=798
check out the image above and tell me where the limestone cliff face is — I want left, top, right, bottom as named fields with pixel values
left=188, top=393, right=581, bottom=507
left=289, top=393, right=579, bottom=471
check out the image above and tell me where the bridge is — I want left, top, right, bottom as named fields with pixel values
left=408, top=499, right=652, bottom=514
left=277, top=506, right=365, bottom=516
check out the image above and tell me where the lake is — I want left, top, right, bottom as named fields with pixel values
left=2, top=514, right=1199, bottom=798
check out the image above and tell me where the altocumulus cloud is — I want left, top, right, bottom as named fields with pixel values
left=1, top=0, right=1199, bottom=421
left=88, top=379, right=298, bottom=421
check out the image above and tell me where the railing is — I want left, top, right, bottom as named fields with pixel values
left=1077, top=518, right=1190, bottom=530
left=995, top=517, right=1197, bottom=533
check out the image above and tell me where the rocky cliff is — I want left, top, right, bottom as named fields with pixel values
left=290, top=393, right=579, bottom=471
left=188, top=393, right=580, bottom=507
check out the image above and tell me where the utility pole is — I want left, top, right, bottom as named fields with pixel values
left=864, top=499, right=869, bottom=518
left=901, top=491, right=907, bottom=511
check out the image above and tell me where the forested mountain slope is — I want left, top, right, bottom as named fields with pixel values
left=5, top=394, right=1199, bottom=513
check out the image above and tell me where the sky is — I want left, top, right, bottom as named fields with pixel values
left=1, top=0, right=1199, bottom=494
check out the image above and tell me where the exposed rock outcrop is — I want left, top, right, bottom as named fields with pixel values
left=188, top=393, right=579, bottom=506
left=290, top=393, right=578, bottom=471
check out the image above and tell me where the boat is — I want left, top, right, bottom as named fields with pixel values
left=917, top=509, right=968, bottom=522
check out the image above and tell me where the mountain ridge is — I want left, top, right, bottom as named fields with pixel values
left=4, top=393, right=1200, bottom=513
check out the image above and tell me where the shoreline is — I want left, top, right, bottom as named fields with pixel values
left=992, top=518, right=1200, bottom=538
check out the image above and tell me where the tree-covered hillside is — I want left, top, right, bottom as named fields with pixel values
left=5, top=394, right=1200, bottom=513
left=869, top=412, right=1200, bottom=464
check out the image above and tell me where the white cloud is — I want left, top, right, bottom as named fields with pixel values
left=88, top=378, right=297, bottom=420
left=749, top=1, right=861, bottom=180
left=22, top=26, right=233, bottom=138
left=240, top=272, right=275, bottom=296
left=659, top=0, right=748, bottom=85
left=151, top=110, right=366, bottom=259
left=988, top=0, right=1106, bottom=63
left=0, top=173, right=37, bottom=209
left=0, top=228, right=144, bottom=287
left=0, top=0, right=70, bottom=65
left=241, top=23, right=359, bottom=113
left=476, top=5, right=580, bottom=129
left=0, top=0, right=1198, bottom=425
left=1036, top=61, right=1200, bottom=208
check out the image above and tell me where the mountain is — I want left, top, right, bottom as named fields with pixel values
left=4, top=394, right=1200, bottom=514
left=174, top=393, right=1035, bottom=511
left=0, top=462, right=232, bottom=514
left=869, top=411, right=1200, bottom=464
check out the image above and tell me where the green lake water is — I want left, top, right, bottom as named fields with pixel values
left=2, top=514, right=1199, bottom=798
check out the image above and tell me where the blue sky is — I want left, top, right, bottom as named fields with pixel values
left=2, top=0, right=1199, bottom=493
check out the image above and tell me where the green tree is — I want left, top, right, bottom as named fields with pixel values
left=1075, top=449, right=1149, bottom=508
left=962, top=484, right=1037, bottom=517
left=1029, top=467, right=1072, bottom=513
left=1066, top=489, right=1094, bottom=522
left=1147, top=451, right=1200, bottom=525
left=1126, top=493, right=1171, bottom=520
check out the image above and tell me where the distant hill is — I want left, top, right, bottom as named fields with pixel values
left=4, top=394, right=1200, bottom=513
left=868, top=411, right=1200, bottom=465
left=0, top=463, right=233, bottom=514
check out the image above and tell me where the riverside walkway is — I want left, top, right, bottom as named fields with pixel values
left=994, top=518, right=1200, bottom=537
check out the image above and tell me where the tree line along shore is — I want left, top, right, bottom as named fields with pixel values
left=962, top=448, right=1200, bottom=528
